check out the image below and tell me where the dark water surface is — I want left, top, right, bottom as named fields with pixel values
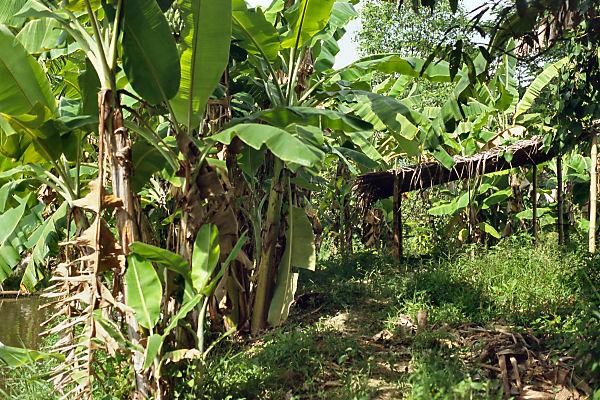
left=0, top=296, right=50, bottom=350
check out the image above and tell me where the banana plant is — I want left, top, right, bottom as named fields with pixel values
left=0, top=0, right=222, bottom=396
left=116, top=224, right=246, bottom=396
left=224, top=0, right=399, bottom=332
left=224, top=0, right=502, bottom=329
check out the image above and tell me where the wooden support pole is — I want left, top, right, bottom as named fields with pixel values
left=557, top=155, right=565, bottom=245
left=399, top=192, right=403, bottom=260
left=393, top=174, right=403, bottom=261
left=532, top=164, right=538, bottom=244
left=590, top=134, right=598, bottom=253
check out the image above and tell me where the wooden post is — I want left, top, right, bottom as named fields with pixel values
left=532, top=164, right=538, bottom=244
left=590, top=134, right=598, bottom=253
left=399, top=191, right=403, bottom=260
left=393, top=173, right=403, bottom=261
left=557, top=155, right=564, bottom=245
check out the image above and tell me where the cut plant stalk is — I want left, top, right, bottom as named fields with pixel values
left=557, top=155, right=564, bottom=245
left=590, top=134, right=598, bottom=253
left=532, top=164, right=538, bottom=244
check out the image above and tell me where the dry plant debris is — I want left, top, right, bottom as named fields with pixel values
left=457, top=325, right=593, bottom=399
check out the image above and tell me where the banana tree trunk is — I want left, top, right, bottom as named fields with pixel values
left=99, top=90, right=148, bottom=398
left=251, top=159, right=285, bottom=334
left=590, top=135, right=598, bottom=253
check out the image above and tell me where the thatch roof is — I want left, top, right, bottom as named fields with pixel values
left=355, top=136, right=554, bottom=206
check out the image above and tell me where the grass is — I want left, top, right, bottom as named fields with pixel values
left=190, top=234, right=600, bottom=399
left=2, top=235, right=599, bottom=399
left=0, top=335, right=133, bottom=400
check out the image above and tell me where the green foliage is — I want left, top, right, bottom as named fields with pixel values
left=211, top=123, right=323, bottom=168
left=170, top=0, right=232, bottom=129
left=513, top=57, right=569, bottom=122
left=191, top=224, right=220, bottom=294
left=0, top=342, right=63, bottom=367
left=281, top=0, right=334, bottom=49
left=0, top=25, right=56, bottom=116
left=357, top=0, right=468, bottom=59
left=16, top=18, right=62, bottom=54
left=122, top=0, right=181, bottom=104
left=125, top=254, right=163, bottom=330
left=232, top=0, right=281, bottom=62
left=0, top=196, right=29, bottom=246
left=129, top=241, right=189, bottom=279
left=268, top=206, right=316, bottom=325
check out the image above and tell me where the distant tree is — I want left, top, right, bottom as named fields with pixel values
left=357, top=0, right=470, bottom=58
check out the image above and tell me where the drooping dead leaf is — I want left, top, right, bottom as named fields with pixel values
left=72, top=178, right=123, bottom=212
left=75, top=219, right=125, bottom=273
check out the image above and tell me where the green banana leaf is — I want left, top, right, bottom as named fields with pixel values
left=128, top=242, right=189, bottom=278
left=0, top=341, right=63, bottom=367
left=335, top=54, right=457, bottom=83
left=514, top=57, right=569, bottom=121
left=480, top=222, right=501, bottom=239
left=60, top=0, right=101, bottom=12
left=0, top=0, right=28, bottom=27
left=142, top=333, right=163, bottom=370
left=125, top=254, right=163, bottom=330
left=211, top=123, right=322, bottom=168
left=0, top=25, right=56, bottom=116
left=20, top=200, right=68, bottom=291
left=0, top=196, right=29, bottom=246
left=268, top=206, right=316, bottom=326
left=494, top=39, right=518, bottom=112
left=16, top=18, right=62, bottom=54
left=191, top=224, right=220, bottom=294
left=281, top=0, right=334, bottom=49
left=128, top=241, right=194, bottom=302
left=170, top=0, right=232, bottom=129
left=347, top=92, right=423, bottom=139
left=122, top=0, right=181, bottom=105
left=232, top=0, right=281, bottom=62
left=428, top=192, right=469, bottom=216
left=0, top=244, right=20, bottom=284
left=242, top=106, right=372, bottom=132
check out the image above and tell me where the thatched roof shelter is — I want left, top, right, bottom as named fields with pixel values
left=355, top=136, right=555, bottom=207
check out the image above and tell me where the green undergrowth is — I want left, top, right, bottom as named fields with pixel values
left=0, top=332, right=133, bottom=400
left=190, top=235, right=600, bottom=399
left=2, top=235, right=599, bottom=399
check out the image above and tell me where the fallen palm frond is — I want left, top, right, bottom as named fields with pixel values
left=356, top=136, right=553, bottom=207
